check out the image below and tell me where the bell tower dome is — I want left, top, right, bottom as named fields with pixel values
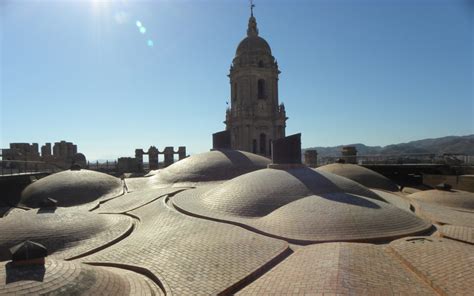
left=225, top=5, right=288, bottom=156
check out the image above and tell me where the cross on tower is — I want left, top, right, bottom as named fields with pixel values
left=250, top=0, right=255, bottom=16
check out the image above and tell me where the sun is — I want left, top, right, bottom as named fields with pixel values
left=90, top=0, right=111, bottom=11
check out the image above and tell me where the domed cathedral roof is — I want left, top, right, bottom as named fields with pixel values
left=236, top=35, right=272, bottom=57
left=235, top=14, right=272, bottom=57
left=232, top=9, right=276, bottom=67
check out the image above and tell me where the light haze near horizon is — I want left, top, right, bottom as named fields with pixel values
left=1, top=0, right=473, bottom=160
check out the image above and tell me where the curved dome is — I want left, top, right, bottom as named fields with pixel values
left=21, top=169, right=123, bottom=207
left=254, top=193, right=429, bottom=242
left=408, top=189, right=474, bottom=210
left=172, top=167, right=431, bottom=242
left=199, top=167, right=382, bottom=217
left=236, top=36, right=272, bottom=57
left=0, top=209, right=132, bottom=261
left=152, top=149, right=270, bottom=186
left=316, top=163, right=399, bottom=192
left=0, top=259, right=162, bottom=295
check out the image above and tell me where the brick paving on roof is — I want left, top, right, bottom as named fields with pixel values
left=0, top=259, right=163, bottom=295
left=80, top=197, right=289, bottom=295
left=238, top=242, right=435, bottom=295
left=389, top=237, right=474, bottom=295
left=1, top=156, right=474, bottom=295
left=439, top=225, right=474, bottom=244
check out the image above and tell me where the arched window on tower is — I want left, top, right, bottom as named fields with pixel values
left=258, top=60, right=264, bottom=68
left=258, top=79, right=265, bottom=99
left=260, top=133, right=266, bottom=155
left=252, top=139, right=257, bottom=154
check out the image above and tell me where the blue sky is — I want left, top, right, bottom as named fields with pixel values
left=1, top=0, right=472, bottom=160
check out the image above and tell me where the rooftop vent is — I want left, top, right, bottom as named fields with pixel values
left=70, top=163, right=82, bottom=171
left=435, top=183, right=452, bottom=191
left=38, top=197, right=58, bottom=208
left=10, top=241, right=47, bottom=265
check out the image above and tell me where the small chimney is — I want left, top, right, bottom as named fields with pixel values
left=304, top=149, right=318, bottom=167
left=10, top=241, right=47, bottom=266
left=268, top=133, right=304, bottom=169
left=341, top=146, right=358, bottom=164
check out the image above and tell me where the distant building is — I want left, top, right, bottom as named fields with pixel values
left=117, top=157, right=141, bottom=174
left=41, top=143, right=52, bottom=157
left=128, top=146, right=187, bottom=173
left=52, top=141, right=78, bottom=166
left=1, top=140, right=85, bottom=170
left=2, top=143, right=41, bottom=162
left=341, top=146, right=358, bottom=164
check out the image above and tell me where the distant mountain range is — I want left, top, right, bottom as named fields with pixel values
left=304, top=135, right=474, bottom=157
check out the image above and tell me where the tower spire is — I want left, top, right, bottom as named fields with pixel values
left=247, top=0, right=258, bottom=37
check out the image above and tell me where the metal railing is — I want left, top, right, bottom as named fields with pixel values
left=86, top=160, right=118, bottom=172
left=318, top=153, right=474, bottom=165
left=2, top=153, right=472, bottom=176
left=0, top=159, right=151, bottom=176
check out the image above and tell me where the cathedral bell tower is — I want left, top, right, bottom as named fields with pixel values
left=224, top=7, right=288, bottom=156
